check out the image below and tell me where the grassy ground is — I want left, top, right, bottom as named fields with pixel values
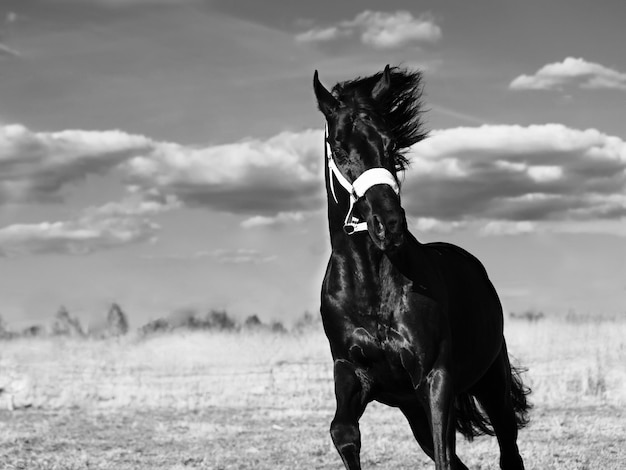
left=0, top=319, right=625, bottom=469
left=1, top=404, right=624, bottom=469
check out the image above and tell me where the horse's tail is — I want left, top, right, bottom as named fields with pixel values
left=454, top=393, right=495, bottom=440
left=509, top=363, right=532, bottom=429
left=454, top=363, right=532, bottom=441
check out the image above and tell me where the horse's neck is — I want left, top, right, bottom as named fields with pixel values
left=329, top=230, right=442, bottom=302
left=332, top=235, right=382, bottom=275
left=324, top=171, right=439, bottom=295
left=388, top=233, right=445, bottom=301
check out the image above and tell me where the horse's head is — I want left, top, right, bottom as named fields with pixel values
left=314, top=65, right=409, bottom=253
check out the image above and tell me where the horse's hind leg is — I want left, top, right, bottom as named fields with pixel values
left=330, top=359, right=369, bottom=470
left=400, top=404, right=469, bottom=470
left=472, top=344, right=525, bottom=470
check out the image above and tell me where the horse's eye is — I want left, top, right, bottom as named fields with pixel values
left=382, top=135, right=393, bottom=151
left=330, top=143, right=346, bottom=157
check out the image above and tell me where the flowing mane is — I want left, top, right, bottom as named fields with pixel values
left=331, top=67, right=427, bottom=172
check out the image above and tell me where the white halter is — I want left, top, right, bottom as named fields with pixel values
left=325, top=125, right=400, bottom=234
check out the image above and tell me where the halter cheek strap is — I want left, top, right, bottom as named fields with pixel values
left=325, top=125, right=400, bottom=234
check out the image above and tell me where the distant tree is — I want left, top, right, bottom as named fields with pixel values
left=173, top=308, right=210, bottom=330
left=142, top=318, right=169, bottom=336
left=0, top=315, right=13, bottom=340
left=293, top=310, right=320, bottom=332
left=106, top=303, right=129, bottom=336
left=243, top=314, right=263, bottom=329
left=270, top=321, right=287, bottom=334
left=509, top=309, right=545, bottom=322
left=138, top=308, right=240, bottom=337
left=206, top=309, right=237, bottom=331
left=21, top=325, right=45, bottom=337
left=52, top=306, right=84, bottom=337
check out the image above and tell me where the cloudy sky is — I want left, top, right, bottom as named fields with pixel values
left=1, top=0, right=625, bottom=328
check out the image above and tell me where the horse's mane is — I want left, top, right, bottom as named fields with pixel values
left=331, top=67, right=427, bottom=172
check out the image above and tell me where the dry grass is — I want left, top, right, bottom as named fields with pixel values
left=0, top=318, right=625, bottom=469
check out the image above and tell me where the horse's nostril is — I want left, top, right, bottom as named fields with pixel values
left=373, top=215, right=386, bottom=239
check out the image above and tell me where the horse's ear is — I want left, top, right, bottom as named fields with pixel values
left=313, top=70, right=339, bottom=118
left=372, top=64, right=391, bottom=101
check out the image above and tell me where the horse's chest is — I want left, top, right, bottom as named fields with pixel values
left=346, top=324, right=419, bottom=394
left=324, top=265, right=440, bottom=397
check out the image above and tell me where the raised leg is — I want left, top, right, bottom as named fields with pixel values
left=330, top=359, right=369, bottom=470
left=472, top=345, right=525, bottom=470
left=400, top=404, right=469, bottom=470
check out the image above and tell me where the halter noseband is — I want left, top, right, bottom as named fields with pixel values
left=325, top=125, right=400, bottom=234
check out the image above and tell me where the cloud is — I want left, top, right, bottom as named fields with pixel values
left=404, top=124, right=626, bottom=233
left=0, top=42, right=19, bottom=58
left=123, top=129, right=324, bottom=215
left=136, top=122, right=621, bottom=236
left=240, top=211, right=311, bottom=229
left=141, top=247, right=276, bottom=263
left=351, top=11, right=442, bottom=49
left=0, top=122, right=324, bottom=217
left=412, top=218, right=537, bottom=237
left=480, top=220, right=536, bottom=236
left=48, top=0, right=201, bottom=6
left=510, top=57, right=626, bottom=91
left=296, top=10, right=441, bottom=49
left=0, top=207, right=159, bottom=258
left=295, top=26, right=348, bottom=44
left=5, top=121, right=625, bottom=241
left=0, top=193, right=180, bottom=257
left=205, top=248, right=276, bottom=264
left=0, top=124, right=152, bottom=204
left=0, top=12, right=20, bottom=58
left=0, top=124, right=175, bottom=256
left=89, top=193, right=181, bottom=217
left=412, top=217, right=466, bottom=234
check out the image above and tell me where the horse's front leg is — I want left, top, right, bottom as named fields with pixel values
left=427, top=367, right=455, bottom=469
left=402, top=340, right=465, bottom=470
left=425, top=365, right=457, bottom=470
left=330, top=359, right=369, bottom=470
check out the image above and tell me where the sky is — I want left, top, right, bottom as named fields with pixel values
left=0, top=0, right=625, bottom=328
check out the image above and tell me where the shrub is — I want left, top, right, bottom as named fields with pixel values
left=243, top=314, right=263, bottom=329
left=139, top=318, right=171, bottom=336
left=106, top=303, right=129, bottom=336
left=293, top=310, right=320, bottom=332
left=139, top=309, right=240, bottom=336
left=0, top=315, right=15, bottom=340
left=205, top=309, right=237, bottom=331
left=51, top=306, right=84, bottom=337
left=270, top=321, right=287, bottom=334
left=21, top=325, right=45, bottom=337
left=509, top=309, right=545, bottom=322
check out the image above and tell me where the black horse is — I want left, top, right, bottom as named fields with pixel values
left=314, top=65, right=530, bottom=470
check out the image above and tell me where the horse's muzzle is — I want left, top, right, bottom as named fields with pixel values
left=364, top=185, right=407, bottom=252
left=371, top=212, right=406, bottom=252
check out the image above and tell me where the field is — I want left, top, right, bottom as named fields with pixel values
left=1, top=318, right=625, bottom=469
